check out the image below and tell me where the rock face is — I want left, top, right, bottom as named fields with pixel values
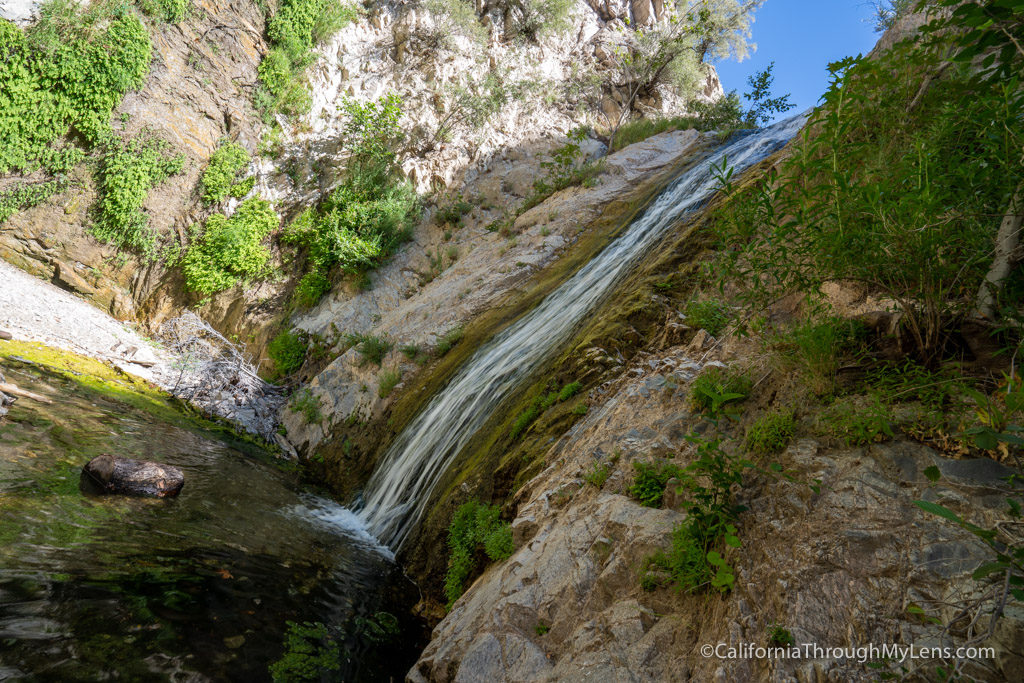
left=409, top=337, right=1024, bottom=682
left=82, top=454, right=185, bottom=498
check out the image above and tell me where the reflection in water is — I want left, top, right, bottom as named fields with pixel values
left=0, top=360, right=423, bottom=681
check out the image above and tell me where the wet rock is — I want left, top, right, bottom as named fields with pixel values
left=81, top=454, right=184, bottom=498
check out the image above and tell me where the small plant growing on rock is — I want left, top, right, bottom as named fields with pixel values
left=444, top=501, right=514, bottom=608
left=292, top=388, right=322, bottom=424
left=534, top=623, right=550, bottom=636
left=344, top=333, right=392, bottom=367
left=690, top=367, right=752, bottom=417
left=377, top=368, right=402, bottom=398
left=558, top=381, right=582, bottom=402
left=767, top=622, right=795, bottom=647
left=268, top=620, right=340, bottom=683
left=436, top=325, right=464, bottom=356
left=201, top=140, right=251, bottom=205
left=268, top=329, right=307, bottom=378
left=819, top=394, right=894, bottom=446
left=745, top=410, right=796, bottom=455
left=437, top=193, right=473, bottom=227
left=684, top=299, right=731, bottom=337
left=628, top=460, right=684, bottom=508
left=584, top=461, right=610, bottom=488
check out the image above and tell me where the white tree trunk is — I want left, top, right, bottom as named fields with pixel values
left=976, top=182, right=1024, bottom=320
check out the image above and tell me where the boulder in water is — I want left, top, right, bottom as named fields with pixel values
left=82, top=454, right=184, bottom=498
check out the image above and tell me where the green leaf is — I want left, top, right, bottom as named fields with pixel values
left=923, top=466, right=941, bottom=483
left=972, top=562, right=1009, bottom=580
left=724, top=535, right=741, bottom=548
left=913, top=500, right=961, bottom=524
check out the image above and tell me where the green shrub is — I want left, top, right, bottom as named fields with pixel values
left=436, top=193, right=473, bottom=227
left=444, top=501, right=514, bottom=607
left=436, top=325, right=464, bottom=356
left=344, top=332, right=392, bottom=367
left=509, top=402, right=543, bottom=440
left=137, top=0, right=189, bottom=22
left=201, top=140, right=251, bottom=204
left=292, top=388, right=322, bottom=423
left=690, top=366, right=752, bottom=416
left=268, top=620, right=340, bottom=683
left=865, top=360, right=962, bottom=411
left=256, top=0, right=361, bottom=118
left=652, top=436, right=748, bottom=594
left=294, top=270, right=332, bottom=308
left=91, top=136, right=185, bottom=258
left=628, top=460, right=684, bottom=508
left=744, top=410, right=795, bottom=455
left=684, top=299, right=731, bottom=337
left=558, top=381, right=582, bottom=402
left=520, top=126, right=603, bottom=214
left=767, top=623, right=795, bottom=647
left=0, top=4, right=151, bottom=176
left=0, top=180, right=63, bottom=223
left=610, top=115, right=697, bottom=152
left=182, top=197, right=279, bottom=294
left=571, top=402, right=588, bottom=416
left=377, top=367, right=402, bottom=398
left=268, top=329, right=308, bottom=377
left=534, top=622, right=550, bottom=636
left=584, top=461, right=610, bottom=488
left=779, top=317, right=865, bottom=396
left=819, top=394, right=894, bottom=446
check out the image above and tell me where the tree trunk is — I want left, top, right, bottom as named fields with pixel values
left=976, top=182, right=1024, bottom=320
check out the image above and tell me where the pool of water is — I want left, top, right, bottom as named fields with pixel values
left=0, top=358, right=424, bottom=681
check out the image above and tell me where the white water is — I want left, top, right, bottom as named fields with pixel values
left=357, top=114, right=809, bottom=549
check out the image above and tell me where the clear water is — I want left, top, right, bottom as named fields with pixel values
left=359, top=114, right=809, bottom=549
left=0, top=359, right=423, bottom=682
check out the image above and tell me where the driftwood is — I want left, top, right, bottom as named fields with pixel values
left=0, top=382, right=52, bottom=404
left=0, top=330, right=11, bottom=340
left=81, top=454, right=184, bottom=498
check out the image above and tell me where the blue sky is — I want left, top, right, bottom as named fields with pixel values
left=712, top=0, right=882, bottom=119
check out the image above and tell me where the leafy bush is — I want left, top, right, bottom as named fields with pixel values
left=292, top=388, right=322, bottom=423
left=201, top=140, right=251, bottom=204
left=776, top=317, right=865, bottom=396
left=684, top=299, right=730, bottom=337
left=0, top=180, right=63, bottom=223
left=690, top=366, right=752, bottom=416
left=444, top=501, right=514, bottom=607
left=520, top=126, right=603, bottom=214
left=436, top=193, right=473, bottom=227
left=584, top=461, right=610, bottom=488
left=0, top=3, right=151, bottom=175
left=865, top=360, right=961, bottom=411
left=182, top=197, right=279, bottom=294
left=268, top=621, right=340, bottom=683
left=767, top=623, right=795, bottom=647
left=268, top=328, right=308, bottom=377
left=629, top=460, right=684, bottom=508
left=137, top=0, right=189, bottom=22
left=256, top=0, right=361, bottom=117
left=744, top=410, right=795, bottom=455
left=344, top=332, right=392, bottom=367
left=644, top=436, right=749, bottom=594
left=294, top=270, right=331, bottom=308
left=436, top=325, right=464, bottom=356
left=377, top=367, right=402, bottom=398
left=92, top=136, right=185, bottom=258
left=558, top=381, right=582, bottom=402
left=819, top=394, right=894, bottom=446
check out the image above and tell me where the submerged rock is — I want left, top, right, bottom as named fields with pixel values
left=81, top=454, right=184, bottom=498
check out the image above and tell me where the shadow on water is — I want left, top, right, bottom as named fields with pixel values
left=0, top=358, right=425, bottom=681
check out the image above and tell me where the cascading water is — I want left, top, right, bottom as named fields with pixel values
left=358, top=113, right=809, bottom=549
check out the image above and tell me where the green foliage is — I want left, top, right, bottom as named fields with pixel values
left=508, top=0, right=575, bottom=41
left=744, top=410, right=795, bottom=455
left=268, top=329, right=308, bottom=377
left=776, top=317, right=864, bottom=396
left=571, top=402, right=588, bottom=416
left=436, top=325, right=464, bottom=356
left=521, top=126, right=603, bottom=214
left=712, top=11, right=1024, bottom=361
left=436, top=193, right=473, bottom=227
left=610, top=115, right=698, bottom=153
left=137, top=0, right=189, bottom=22
left=444, top=501, right=514, bottom=607
left=92, top=135, right=185, bottom=258
left=558, top=381, right=582, bottom=402
left=344, top=332, right=392, bottom=367
left=341, top=93, right=404, bottom=162
left=182, top=197, right=279, bottom=294
left=201, top=140, right=251, bottom=204
left=509, top=380, right=583, bottom=439
left=865, top=359, right=962, bottom=410
left=767, top=622, right=795, bottom=647
left=584, top=461, right=610, bottom=488
left=742, top=61, right=796, bottom=127
left=690, top=366, right=752, bottom=416
left=685, top=299, right=731, bottom=337
left=256, top=0, right=361, bottom=117
left=294, top=270, right=332, bottom=308
left=268, top=620, right=340, bottom=683
left=534, top=622, right=550, bottom=636
left=0, top=180, right=63, bottom=223
left=292, top=388, right=322, bottom=423
left=629, top=459, right=684, bottom=508
left=377, top=367, right=402, bottom=398
left=0, top=2, right=151, bottom=175
left=819, top=394, right=894, bottom=446
left=645, top=436, right=751, bottom=594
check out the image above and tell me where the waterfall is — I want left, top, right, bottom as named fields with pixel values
left=357, top=113, right=809, bottom=549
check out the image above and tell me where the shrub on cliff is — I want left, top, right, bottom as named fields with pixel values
left=201, top=141, right=251, bottom=205
left=182, top=198, right=279, bottom=295
left=444, top=501, right=514, bottom=607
